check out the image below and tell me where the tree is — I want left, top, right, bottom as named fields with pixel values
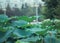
left=21, top=3, right=35, bottom=16
left=12, top=4, right=21, bottom=16
left=42, top=0, right=59, bottom=19
left=6, top=3, right=12, bottom=17
left=0, top=2, right=4, bottom=14
left=0, top=9, right=4, bottom=14
left=54, top=0, right=60, bottom=19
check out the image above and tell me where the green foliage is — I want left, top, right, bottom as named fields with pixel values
left=11, top=20, right=28, bottom=28
left=0, top=14, right=60, bottom=43
left=42, top=0, right=60, bottom=19
left=54, top=19, right=60, bottom=29
left=0, top=14, right=9, bottom=23
left=15, top=40, right=29, bottom=43
left=11, top=16, right=36, bottom=22
left=0, top=14, right=32, bottom=43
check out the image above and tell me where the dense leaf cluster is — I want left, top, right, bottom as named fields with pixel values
left=42, top=0, right=60, bottom=19
left=0, top=14, right=60, bottom=43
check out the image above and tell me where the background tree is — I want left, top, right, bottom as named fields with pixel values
left=12, top=4, right=21, bottom=16
left=6, top=4, right=12, bottom=17
left=0, top=2, right=4, bottom=14
left=21, top=3, right=35, bottom=16
left=42, top=0, right=59, bottom=19
left=0, top=9, right=4, bottom=14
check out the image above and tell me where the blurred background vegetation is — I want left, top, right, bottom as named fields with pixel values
left=0, top=0, right=60, bottom=19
